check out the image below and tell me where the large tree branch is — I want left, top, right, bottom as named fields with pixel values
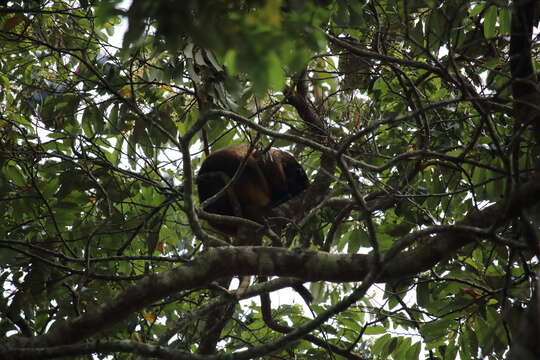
left=507, top=1, right=540, bottom=359
left=510, top=0, right=540, bottom=142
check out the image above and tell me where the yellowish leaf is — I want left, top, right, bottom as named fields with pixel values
left=119, top=88, right=131, bottom=97
left=143, top=313, right=156, bottom=324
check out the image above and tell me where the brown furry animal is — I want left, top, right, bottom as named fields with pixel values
left=197, top=144, right=309, bottom=239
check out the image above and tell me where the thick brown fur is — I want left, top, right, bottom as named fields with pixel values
left=196, top=144, right=309, bottom=240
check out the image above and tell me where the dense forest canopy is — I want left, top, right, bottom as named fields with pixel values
left=0, top=0, right=539, bottom=359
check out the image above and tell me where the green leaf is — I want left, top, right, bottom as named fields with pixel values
left=347, top=229, right=363, bottom=253
left=459, top=326, right=478, bottom=360
left=364, top=325, right=386, bottom=335
left=426, top=9, right=446, bottom=50
left=406, top=341, right=422, bottom=360
left=372, top=334, right=392, bottom=355
left=422, top=318, right=454, bottom=342
left=417, top=281, right=430, bottom=308
left=498, top=8, right=511, bottom=36
left=224, top=50, right=237, bottom=75
left=444, top=342, right=458, bottom=360
left=483, top=6, right=497, bottom=39
left=469, top=3, right=486, bottom=18
left=2, top=161, right=26, bottom=186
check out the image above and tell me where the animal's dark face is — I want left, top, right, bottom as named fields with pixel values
left=263, top=149, right=309, bottom=206
left=286, top=163, right=309, bottom=198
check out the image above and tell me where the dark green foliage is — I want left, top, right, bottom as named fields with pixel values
left=0, top=0, right=538, bottom=359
